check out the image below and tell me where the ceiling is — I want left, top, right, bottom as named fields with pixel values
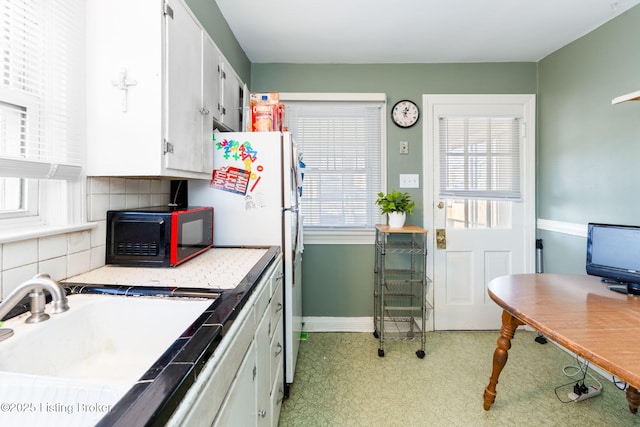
left=215, top=0, right=640, bottom=64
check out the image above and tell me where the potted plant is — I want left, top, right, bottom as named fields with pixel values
left=375, top=190, right=415, bottom=228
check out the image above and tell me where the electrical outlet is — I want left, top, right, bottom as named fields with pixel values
left=399, top=141, right=409, bottom=155
left=399, top=174, right=419, bottom=188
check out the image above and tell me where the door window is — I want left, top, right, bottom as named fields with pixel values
left=439, top=116, right=521, bottom=201
left=445, top=199, right=512, bottom=229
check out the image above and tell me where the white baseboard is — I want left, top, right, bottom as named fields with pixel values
left=302, top=316, right=373, bottom=332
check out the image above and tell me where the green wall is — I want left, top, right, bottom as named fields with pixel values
left=191, top=3, right=640, bottom=317
left=185, top=0, right=251, bottom=83
left=537, top=5, right=640, bottom=274
left=251, top=63, right=537, bottom=317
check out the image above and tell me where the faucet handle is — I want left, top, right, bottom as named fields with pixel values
left=31, top=273, right=70, bottom=317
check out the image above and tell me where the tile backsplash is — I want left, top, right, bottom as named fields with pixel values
left=0, top=177, right=171, bottom=299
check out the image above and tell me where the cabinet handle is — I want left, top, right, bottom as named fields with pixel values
left=275, top=343, right=283, bottom=356
left=199, top=107, right=210, bottom=115
left=275, top=302, right=283, bottom=313
left=257, top=409, right=267, bottom=418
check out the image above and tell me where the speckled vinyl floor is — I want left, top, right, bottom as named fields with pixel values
left=278, top=332, right=639, bottom=426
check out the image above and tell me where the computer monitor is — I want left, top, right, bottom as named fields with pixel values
left=586, top=223, right=640, bottom=296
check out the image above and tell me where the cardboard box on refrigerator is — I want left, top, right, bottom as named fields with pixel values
left=250, top=92, right=281, bottom=132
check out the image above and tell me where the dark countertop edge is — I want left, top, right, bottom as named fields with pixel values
left=93, top=245, right=281, bottom=426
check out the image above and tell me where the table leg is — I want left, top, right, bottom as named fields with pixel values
left=483, top=310, right=524, bottom=410
left=627, top=386, right=640, bottom=414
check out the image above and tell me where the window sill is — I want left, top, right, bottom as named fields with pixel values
left=303, top=228, right=375, bottom=245
left=0, top=223, right=97, bottom=244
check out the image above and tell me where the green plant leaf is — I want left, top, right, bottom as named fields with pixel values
left=375, top=190, right=415, bottom=215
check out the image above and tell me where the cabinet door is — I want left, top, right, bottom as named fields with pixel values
left=201, top=36, right=219, bottom=172
left=221, top=61, right=244, bottom=132
left=256, top=307, right=271, bottom=427
left=270, top=320, right=285, bottom=426
left=203, top=37, right=221, bottom=124
left=214, top=341, right=257, bottom=427
left=85, top=0, right=164, bottom=177
left=165, top=0, right=205, bottom=173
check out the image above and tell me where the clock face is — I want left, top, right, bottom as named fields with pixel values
left=391, top=100, right=420, bottom=128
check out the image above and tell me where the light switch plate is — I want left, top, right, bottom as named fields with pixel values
left=399, top=174, right=419, bottom=188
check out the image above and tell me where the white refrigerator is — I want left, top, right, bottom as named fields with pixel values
left=189, top=131, right=303, bottom=391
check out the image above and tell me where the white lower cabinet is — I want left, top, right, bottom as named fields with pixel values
left=213, top=341, right=257, bottom=426
left=256, top=294, right=272, bottom=425
left=259, top=278, right=284, bottom=426
left=168, top=255, right=284, bottom=426
left=269, top=314, right=285, bottom=425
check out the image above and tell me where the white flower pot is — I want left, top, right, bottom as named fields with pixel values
left=387, top=212, right=406, bottom=229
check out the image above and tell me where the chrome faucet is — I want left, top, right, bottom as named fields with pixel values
left=0, top=273, right=69, bottom=325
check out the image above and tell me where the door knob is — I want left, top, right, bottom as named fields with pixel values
left=436, top=228, right=446, bottom=249
left=437, top=201, right=444, bottom=209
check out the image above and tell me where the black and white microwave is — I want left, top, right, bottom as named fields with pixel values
left=106, top=206, right=214, bottom=267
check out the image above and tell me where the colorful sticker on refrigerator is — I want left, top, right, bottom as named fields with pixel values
left=214, top=138, right=264, bottom=193
left=210, top=166, right=250, bottom=195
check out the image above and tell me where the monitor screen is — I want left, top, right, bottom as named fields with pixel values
left=586, top=223, right=640, bottom=295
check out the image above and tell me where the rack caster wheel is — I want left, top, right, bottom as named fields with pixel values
left=378, top=349, right=385, bottom=357
left=416, top=350, right=425, bottom=359
left=373, top=331, right=379, bottom=339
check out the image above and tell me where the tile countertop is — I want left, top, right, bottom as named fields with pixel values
left=59, top=246, right=281, bottom=427
left=66, top=247, right=271, bottom=289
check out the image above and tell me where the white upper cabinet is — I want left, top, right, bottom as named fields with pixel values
left=165, top=0, right=209, bottom=174
left=221, top=60, right=246, bottom=132
left=86, top=0, right=242, bottom=178
left=203, top=37, right=222, bottom=124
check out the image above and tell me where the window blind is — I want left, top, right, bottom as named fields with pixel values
left=439, top=115, right=521, bottom=200
left=285, top=102, right=384, bottom=229
left=0, top=0, right=84, bottom=180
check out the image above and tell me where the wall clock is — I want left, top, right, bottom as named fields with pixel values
left=391, top=100, right=420, bottom=128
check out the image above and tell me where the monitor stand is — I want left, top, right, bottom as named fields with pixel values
left=607, top=281, right=640, bottom=296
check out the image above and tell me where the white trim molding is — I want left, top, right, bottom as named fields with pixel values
left=0, top=223, right=97, bottom=244
left=280, top=92, right=386, bottom=102
left=302, top=316, right=373, bottom=332
left=536, top=219, right=587, bottom=237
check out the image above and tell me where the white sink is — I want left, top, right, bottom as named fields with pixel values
left=0, top=294, right=212, bottom=426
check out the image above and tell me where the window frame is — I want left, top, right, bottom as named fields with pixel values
left=0, top=0, right=86, bottom=235
left=280, top=93, right=387, bottom=244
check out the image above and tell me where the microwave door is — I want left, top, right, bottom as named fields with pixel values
left=108, top=217, right=168, bottom=264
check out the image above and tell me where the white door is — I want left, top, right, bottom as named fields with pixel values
left=423, top=94, right=536, bottom=330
